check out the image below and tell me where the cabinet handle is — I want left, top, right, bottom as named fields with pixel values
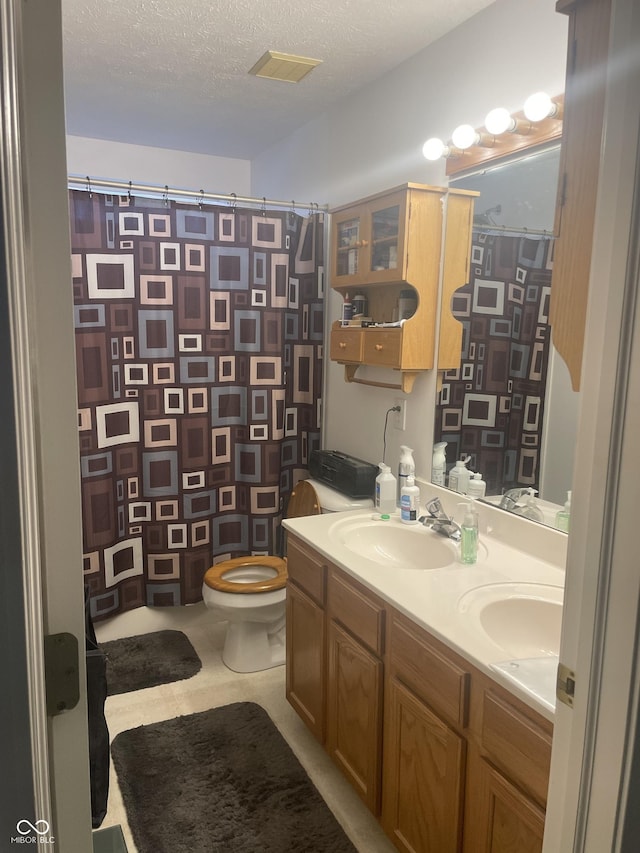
left=339, top=342, right=346, bottom=349
left=375, top=344, right=383, bottom=351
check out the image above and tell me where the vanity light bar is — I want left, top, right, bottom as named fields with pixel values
left=422, top=93, right=564, bottom=177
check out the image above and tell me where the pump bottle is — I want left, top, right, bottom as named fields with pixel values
left=400, top=475, right=420, bottom=524
left=458, top=500, right=479, bottom=565
left=431, top=442, right=447, bottom=486
left=555, top=491, right=571, bottom=532
left=397, top=445, right=415, bottom=504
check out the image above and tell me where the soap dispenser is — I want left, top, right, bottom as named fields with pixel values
left=458, top=500, right=479, bottom=565
left=518, top=488, right=545, bottom=523
left=555, top=491, right=571, bottom=532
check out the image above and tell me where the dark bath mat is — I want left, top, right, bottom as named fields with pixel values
left=111, top=702, right=358, bottom=853
left=101, top=630, right=201, bottom=696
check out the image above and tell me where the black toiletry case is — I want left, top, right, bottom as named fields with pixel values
left=309, top=449, right=377, bottom=499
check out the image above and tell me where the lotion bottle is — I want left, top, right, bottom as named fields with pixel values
left=458, top=500, right=479, bottom=565
left=375, top=463, right=396, bottom=515
left=400, top=475, right=420, bottom=524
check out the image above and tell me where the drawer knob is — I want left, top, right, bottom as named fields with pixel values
left=339, top=342, right=346, bottom=349
left=375, top=344, right=383, bottom=351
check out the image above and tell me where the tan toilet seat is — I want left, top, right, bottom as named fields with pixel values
left=204, top=555, right=288, bottom=594
left=204, top=479, right=321, bottom=595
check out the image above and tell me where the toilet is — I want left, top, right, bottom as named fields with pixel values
left=202, top=478, right=373, bottom=673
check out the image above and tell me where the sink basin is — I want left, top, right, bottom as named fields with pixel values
left=458, top=582, right=563, bottom=658
left=328, top=516, right=458, bottom=570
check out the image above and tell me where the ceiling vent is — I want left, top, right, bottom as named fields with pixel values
left=248, top=50, right=322, bottom=83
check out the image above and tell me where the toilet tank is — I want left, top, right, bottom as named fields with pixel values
left=305, top=478, right=374, bottom=513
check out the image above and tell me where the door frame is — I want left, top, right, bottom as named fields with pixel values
left=1, top=1, right=93, bottom=849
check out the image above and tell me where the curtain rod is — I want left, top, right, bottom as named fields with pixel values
left=67, top=174, right=328, bottom=212
left=474, top=224, right=554, bottom=237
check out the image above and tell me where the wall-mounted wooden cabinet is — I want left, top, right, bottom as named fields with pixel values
left=285, top=536, right=553, bottom=853
left=550, top=0, right=612, bottom=391
left=329, top=184, right=477, bottom=393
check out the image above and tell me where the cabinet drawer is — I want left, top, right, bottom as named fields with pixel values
left=330, top=328, right=363, bottom=362
left=389, top=611, right=470, bottom=729
left=286, top=536, right=326, bottom=606
left=328, top=569, right=385, bottom=656
left=362, top=329, right=402, bottom=367
left=480, top=687, right=552, bottom=806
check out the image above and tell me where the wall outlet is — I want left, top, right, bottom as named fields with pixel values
left=393, top=398, right=407, bottom=430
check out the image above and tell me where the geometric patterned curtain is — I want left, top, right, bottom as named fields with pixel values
left=435, top=229, right=554, bottom=496
left=69, top=190, right=324, bottom=621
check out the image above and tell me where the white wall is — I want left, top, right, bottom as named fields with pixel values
left=252, top=0, right=569, bottom=488
left=66, top=135, right=251, bottom=196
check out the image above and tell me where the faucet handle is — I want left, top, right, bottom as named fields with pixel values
left=425, top=497, right=445, bottom=518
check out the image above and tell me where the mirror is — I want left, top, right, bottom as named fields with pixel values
left=433, top=144, right=580, bottom=529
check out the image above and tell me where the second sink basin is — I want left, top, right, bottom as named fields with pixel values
left=458, top=582, right=564, bottom=658
left=328, top=515, right=458, bottom=570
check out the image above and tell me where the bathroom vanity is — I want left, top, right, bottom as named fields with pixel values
left=283, top=507, right=564, bottom=853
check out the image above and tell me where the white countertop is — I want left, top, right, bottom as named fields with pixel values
left=283, top=508, right=565, bottom=722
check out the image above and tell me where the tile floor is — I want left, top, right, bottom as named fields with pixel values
left=95, top=603, right=395, bottom=853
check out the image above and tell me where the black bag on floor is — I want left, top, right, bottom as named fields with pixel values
left=85, top=587, right=109, bottom=828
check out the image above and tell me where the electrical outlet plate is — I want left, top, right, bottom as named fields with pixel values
left=393, top=398, right=407, bottom=430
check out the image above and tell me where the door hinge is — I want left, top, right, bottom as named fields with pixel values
left=44, top=632, right=80, bottom=716
left=556, top=661, right=576, bottom=708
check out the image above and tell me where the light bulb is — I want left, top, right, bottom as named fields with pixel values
left=523, top=91, right=555, bottom=122
left=422, top=137, right=447, bottom=161
left=451, top=124, right=479, bottom=150
left=484, top=107, right=515, bottom=135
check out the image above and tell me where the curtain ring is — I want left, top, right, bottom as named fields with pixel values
left=86, top=176, right=92, bottom=199
left=163, top=185, right=169, bottom=206
left=198, top=189, right=205, bottom=210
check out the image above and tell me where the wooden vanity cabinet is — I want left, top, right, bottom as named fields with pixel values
left=285, top=536, right=328, bottom=743
left=382, top=611, right=469, bottom=853
left=326, top=568, right=386, bottom=814
left=463, top=676, right=553, bottom=853
left=329, top=184, right=477, bottom=392
left=285, top=538, right=554, bottom=853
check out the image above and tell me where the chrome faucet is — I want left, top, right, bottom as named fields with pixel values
left=499, top=487, right=531, bottom=512
left=419, top=497, right=462, bottom=542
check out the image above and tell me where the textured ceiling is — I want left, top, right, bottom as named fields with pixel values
left=61, top=0, right=495, bottom=160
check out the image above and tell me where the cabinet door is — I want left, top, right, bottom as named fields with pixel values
left=464, top=753, right=545, bottom=853
left=382, top=677, right=465, bottom=853
left=286, top=582, right=325, bottom=742
left=326, top=620, right=383, bottom=814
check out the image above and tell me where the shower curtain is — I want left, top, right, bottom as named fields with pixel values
left=69, top=190, right=324, bottom=620
left=434, top=229, right=554, bottom=495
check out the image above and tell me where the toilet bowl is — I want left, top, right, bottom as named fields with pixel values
left=202, top=478, right=373, bottom=673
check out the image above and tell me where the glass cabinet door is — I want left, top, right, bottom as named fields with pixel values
left=335, top=216, right=361, bottom=278
left=370, top=204, right=400, bottom=273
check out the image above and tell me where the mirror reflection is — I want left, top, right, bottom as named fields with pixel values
left=433, top=145, right=580, bottom=530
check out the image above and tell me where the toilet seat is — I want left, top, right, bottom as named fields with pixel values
left=204, top=479, right=322, bottom=595
left=203, top=556, right=287, bottom=594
